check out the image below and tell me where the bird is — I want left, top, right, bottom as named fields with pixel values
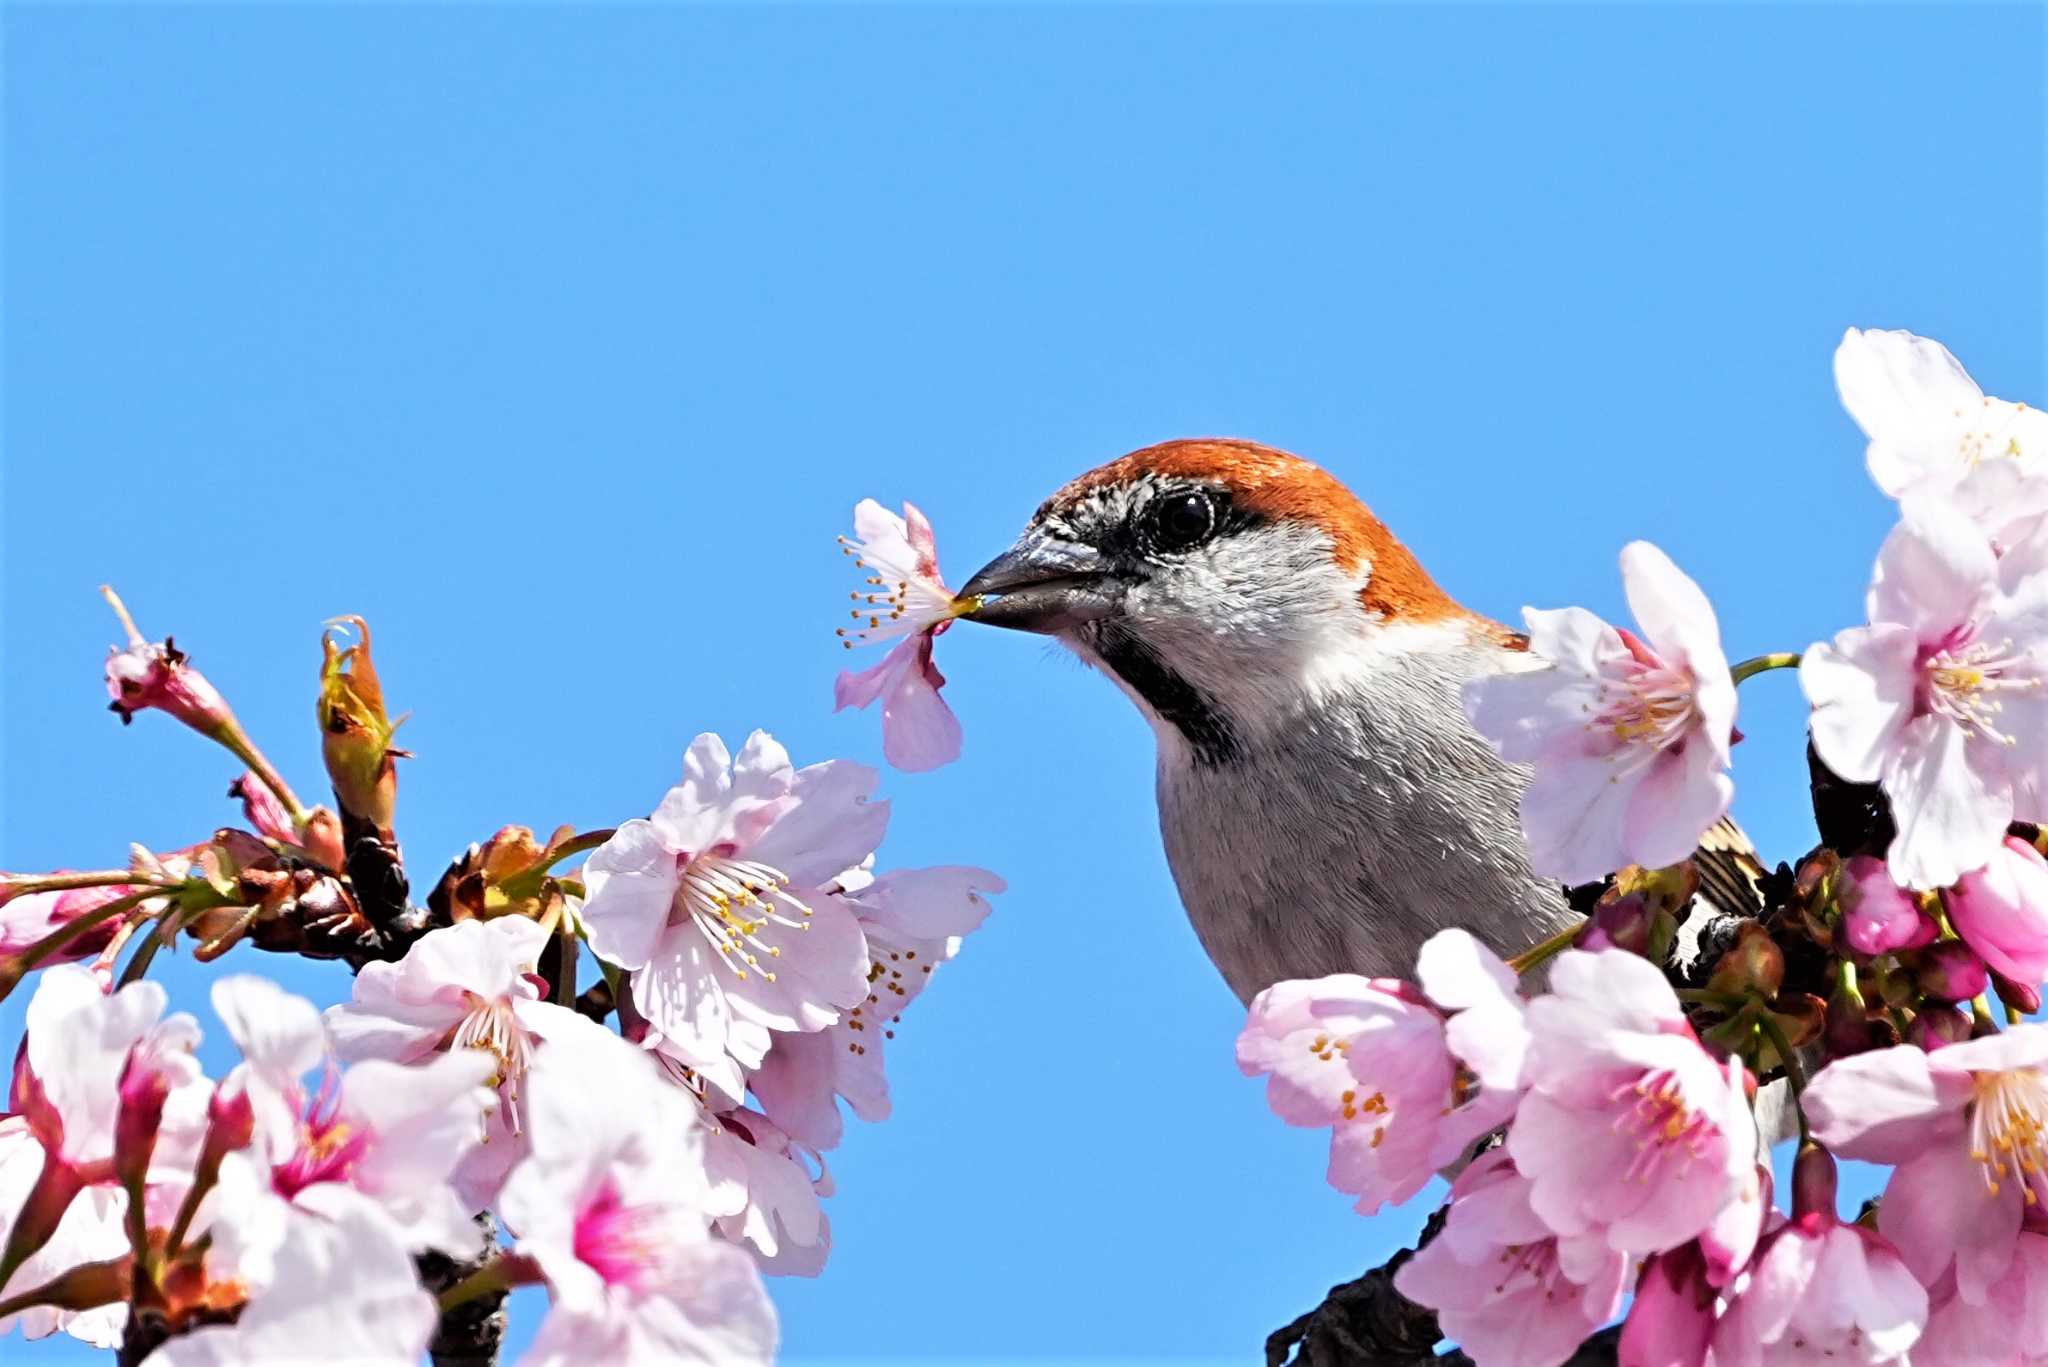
left=956, top=437, right=1758, bottom=1004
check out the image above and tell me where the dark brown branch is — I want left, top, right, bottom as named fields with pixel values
left=416, top=1213, right=510, bottom=1367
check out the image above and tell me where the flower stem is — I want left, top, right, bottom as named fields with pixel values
left=212, top=722, right=309, bottom=827
left=1752, top=1007, right=1813, bottom=1146
left=117, top=923, right=165, bottom=989
left=1972, top=994, right=2000, bottom=1035
left=1675, top=987, right=1749, bottom=1010
left=1506, top=917, right=1586, bottom=976
left=437, top=1253, right=539, bottom=1311
left=4, top=869, right=178, bottom=898
left=1730, top=652, right=1802, bottom=684
left=1, top=890, right=156, bottom=997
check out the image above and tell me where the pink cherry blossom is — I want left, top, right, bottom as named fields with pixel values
left=498, top=1022, right=777, bottom=1365
left=1801, top=501, right=2048, bottom=889
left=1916, top=1229, right=2048, bottom=1367
left=1839, top=854, right=1938, bottom=956
left=580, top=732, right=881, bottom=1101
left=1618, top=1245, right=1717, bottom=1367
left=0, top=1117, right=128, bottom=1349
left=149, top=1187, right=438, bottom=1367
left=1709, top=1145, right=1925, bottom=1367
left=1947, top=837, right=2048, bottom=989
left=210, top=975, right=495, bottom=1269
left=833, top=498, right=967, bottom=772
left=1507, top=949, right=1762, bottom=1257
left=1236, top=965, right=1512, bottom=1217
left=1464, top=541, right=1737, bottom=884
left=0, top=882, right=128, bottom=966
left=703, top=1103, right=832, bottom=1275
left=1393, top=1149, right=1631, bottom=1367
left=1836, top=327, right=2048, bottom=554
left=1806, top=1026, right=2048, bottom=1303
left=751, top=865, right=1002, bottom=1150
left=326, top=917, right=592, bottom=1208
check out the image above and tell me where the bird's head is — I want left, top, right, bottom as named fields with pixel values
left=960, top=439, right=1516, bottom=761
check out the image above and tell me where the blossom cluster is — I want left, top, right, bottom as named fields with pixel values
left=0, top=591, right=1000, bottom=1361
left=1233, top=329, right=2048, bottom=1365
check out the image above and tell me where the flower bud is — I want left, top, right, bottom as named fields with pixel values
left=1838, top=855, right=1936, bottom=956
left=1994, top=969, right=2043, bottom=1017
left=1708, top=923, right=1786, bottom=1000
left=113, top=1046, right=172, bottom=1198
left=1907, top=1007, right=1973, bottom=1051
left=319, top=617, right=405, bottom=834
left=206, top=1076, right=256, bottom=1154
left=1914, top=941, right=1989, bottom=1004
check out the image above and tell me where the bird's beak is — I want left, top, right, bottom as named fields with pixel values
left=956, top=529, right=1118, bottom=634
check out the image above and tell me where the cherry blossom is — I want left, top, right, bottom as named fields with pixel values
left=1947, top=836, right=2048, bottom=989
left=1836, top=327, right=2048, bottom=553
left=1392, top=1150, right=1631, bottom=1367
left=1464, top=541, right=1737, bottom=884
left=833, top=499, right=968, bottom=772
left=1709, top=1146, right=1925, bottom=1367
left=1806, top=1026, right=2048, bottom=1304
left=1236, top=967, right=1512, bottom=1217
left=498, top=1022, right=777, bottom=1365
left=579, top=732, right=881, bottom=1101
left=703, top=1104, right=832, bottom=1275
left=326, top=917, right=589, bottom=1207
left=1506, top=949, right=1762, bottom=1256
left=1916, top=1229, right=2048, bottom=1367
left=1801, top=501, right=2048, bottom=888
left=750, top=865, right=1002, bottom=1150
left=1838, top=854, right=1937, bottom=956
left=209, top=975, right=495, bottom=1271
left=0, top=883, right=128, bottom=965
left=0, top=1118, right=127, bottom=1349
left=147, top=1187, right=437, bottom=1367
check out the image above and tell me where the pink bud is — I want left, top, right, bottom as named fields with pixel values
left=1947, top=837, right=2048, bottom=987
left=1619, top=1244, right=1715, bottom=1367
left=1994, top=970, right=2043, bottom=1017
left=1907, top=1007, right=1973, bottom=1051
left=1839, top=855, right=1935, bottom=956
left=207, top=1077, right=256, bottom=1154
left=1915, top=941, right=1990, bottom=1003
left=113, top=1046, right=171, bottom=1194
left=229, top=772, right=296, bottom=844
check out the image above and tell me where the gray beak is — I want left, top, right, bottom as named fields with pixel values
left=957, top=528, right=1119, bottom=634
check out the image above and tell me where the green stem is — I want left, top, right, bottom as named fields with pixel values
left=1507, top=917, right=1586, bottom=976
left=1675, top=987, right=1749, bottom=1010
left=1752, top=1008, right=1813, bottom=1146
left=1972, top=993, right=2000, bottom=1035
left=1730, top=652, right=1802, bottom=684
left=117, top=924, right=165, bottom=989
left=1836, top=957, right=1864, bottom=1006
left=436, top=1253, right=539, bottom=1311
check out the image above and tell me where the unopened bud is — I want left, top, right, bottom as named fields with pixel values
left=300, top=808, right=347, bottom=870
left=319, top=617, right=405, bottom=834
left=1708, top=923, right=1786, bottom=1000
left=1908, top=1007, right=1974, bottom=1051
left=113, top=1048, right=172, bottom=1197
left=207, top=1076, right=256, bottom=1154
left=1914, top=941, right=1989, bottom=1004
left=1838, top=855, right=1936, bottom=956
left=1994, top=970, right=2043, bottom=1017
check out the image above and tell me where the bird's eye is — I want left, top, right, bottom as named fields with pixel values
left=1147, top=492, right=1219, bottom=554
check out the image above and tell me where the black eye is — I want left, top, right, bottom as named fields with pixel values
left=1147, top=491, right=1219, bottom=553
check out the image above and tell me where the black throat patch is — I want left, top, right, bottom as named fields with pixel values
left=1090, top=625, right=1239, bottom=766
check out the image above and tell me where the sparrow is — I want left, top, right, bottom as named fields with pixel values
left=958, top=438, right=1757, bottom=1003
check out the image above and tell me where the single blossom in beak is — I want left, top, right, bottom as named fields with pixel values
left=832, top=499, right=971, bottom=772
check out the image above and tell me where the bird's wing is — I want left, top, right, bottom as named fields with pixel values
left=1693, top=814, right=1768, bottom=919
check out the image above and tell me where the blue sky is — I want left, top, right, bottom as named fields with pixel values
left=4, top=5, right=2043, bottom=1364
